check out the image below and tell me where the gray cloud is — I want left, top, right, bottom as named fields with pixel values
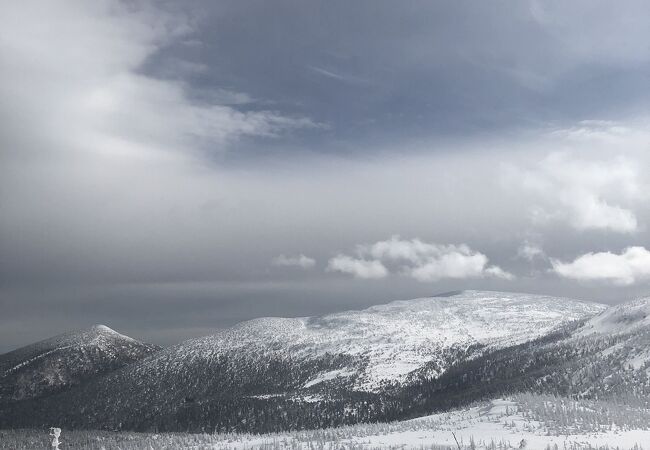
left=2, top=0, right=650, bottom=351
left=167, top=0, right=650, bottom=151
left=517, top=241, right=546, bottom=263
left=272, top=254, right=316, bottom=269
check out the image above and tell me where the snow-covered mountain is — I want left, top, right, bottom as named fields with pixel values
left=150, top=290, right=604, bottom=391
left=7, top=291, right=650, bottom=435
left=0, top=324, right=158, bottom=403
left=1, top=290, right=608, bottom=432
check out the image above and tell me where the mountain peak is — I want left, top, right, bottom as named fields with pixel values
left=0, top=325, right=159, bottom=403
left=87, top=324, right=137, bottom=343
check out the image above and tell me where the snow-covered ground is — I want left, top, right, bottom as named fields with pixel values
left=215, top=398, right=650, bottom=449
left=4, top=396, right=648, bottom=449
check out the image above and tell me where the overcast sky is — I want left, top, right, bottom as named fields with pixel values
left=2, top=0, right=650, bottom=351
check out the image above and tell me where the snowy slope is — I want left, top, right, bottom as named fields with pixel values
left=577, top=295, right=650, bottom=337
left=569, top=296, right=650, bottom=385
left=0, top=324, right=159, bottom=402
left=397, top=295, right=650, bottom=414
left=153, top=290, right=604, bottom=390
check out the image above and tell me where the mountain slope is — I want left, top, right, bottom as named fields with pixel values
left=397, top=296, right=650, bottom=418
left=569, top=296, right=650, bottom=401
left=2, top=290, right=605, bottom=432
left=578, top=296, right=650, bottom=336
left=157, top=290, right=603, bottom=391
left=0, top=324, right=159, bottom=403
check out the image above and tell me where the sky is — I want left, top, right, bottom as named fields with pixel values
left=1, top=0, right=650, bottom=351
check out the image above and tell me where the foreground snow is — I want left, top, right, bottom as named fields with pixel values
left=216, top=398, right=650, bottom=449
left=3, top=395, right=649, bottom=449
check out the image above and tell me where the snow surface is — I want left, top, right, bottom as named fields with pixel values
left=577, top=295, right=650, bottom=337
left=89, top=324, right=137, bottom=342
left=200, top=398, right=650, bottom=449
left=156, top=290, right=604, bottom=390
left=303, top=368, right=355, bottom=388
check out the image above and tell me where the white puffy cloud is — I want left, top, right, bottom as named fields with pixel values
left=327, top=255, right=388, bottom=279
left=552, top=247, right=650, bottom=286
left=329, top=236, right=513, bottom=282
left=506, top=138, right=644, bottom=233
left=272, top=254, right=316, bottom=269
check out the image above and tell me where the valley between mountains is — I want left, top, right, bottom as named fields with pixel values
left=2, top=290, right=650, bottom=442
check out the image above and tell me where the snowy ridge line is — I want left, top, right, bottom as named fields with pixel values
left=2, top=345, right=75, bottom=377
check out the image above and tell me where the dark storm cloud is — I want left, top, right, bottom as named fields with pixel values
left=153, top=0, right=650, bottom=154
left=1, top=0, right=650, bottom=352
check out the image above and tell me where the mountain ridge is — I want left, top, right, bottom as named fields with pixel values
left=0, top=290, right=614, bottom=432
left=139, top=290, right=605, bottom=391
